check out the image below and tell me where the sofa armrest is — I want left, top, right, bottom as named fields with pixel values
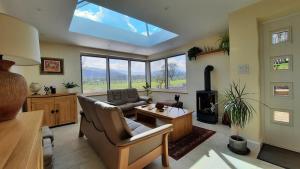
left=103, top=101, right=117, bottom=106
left=139, top=96, right=152, bottom=103
left=117, top=124, right=173, bottom=147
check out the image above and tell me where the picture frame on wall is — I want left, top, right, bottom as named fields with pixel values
left=40, top=57, right=64, bottom=75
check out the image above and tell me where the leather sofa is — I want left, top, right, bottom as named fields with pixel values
left=77, top=95, right=172, bottom=169
left=106, top=88, right=151, bottom=116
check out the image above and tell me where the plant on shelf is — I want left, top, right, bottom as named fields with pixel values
left=187, top=46, right=203, bottom=60
left=142, top=82, right=152, bottom=97
left=224, top=82, right=255, bottom=155
left=62, top=82, right=79, bottom=93
left=218, top=30, right=230, bottom=55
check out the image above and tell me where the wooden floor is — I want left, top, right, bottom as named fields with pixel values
left=52, top=113, right=282, bottom=169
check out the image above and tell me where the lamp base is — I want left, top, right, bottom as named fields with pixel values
left=0, top=60, right=28, bottom=122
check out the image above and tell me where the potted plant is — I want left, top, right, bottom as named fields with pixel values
left=187, top=46, right=203, bottom=60
left=224, top=82, right=255, bottom=155
left=143, top=82, right=152, bottom=96
left=62, top=82, right=79, bottom=93
left=142, top=82, right=153, bottom=104
left=218, top=30, right=230, bottom=55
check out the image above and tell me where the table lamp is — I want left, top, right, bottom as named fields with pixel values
left=0, top=13, right=41, bottom=122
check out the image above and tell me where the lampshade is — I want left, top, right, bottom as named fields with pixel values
left=0, top=13, right=41, bottom=65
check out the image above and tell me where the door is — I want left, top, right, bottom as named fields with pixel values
left=54, top=95, right=76, bottom=125
left=31, top=98, right=56, bottom=127
left=261, top=13, right=300, bottom=152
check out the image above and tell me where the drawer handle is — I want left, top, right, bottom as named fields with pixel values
left=56, top=109, right=59, bottom=113
left=51, top=110, right=55, bottom=114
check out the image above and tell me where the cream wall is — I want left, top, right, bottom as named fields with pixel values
left=229, top=0, right=300, bottom=142
left=19, top=41, right=146, bottom=94
left=150, top=35, right=230, bottom=117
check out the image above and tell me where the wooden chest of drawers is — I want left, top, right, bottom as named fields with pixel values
left=26, top=93, right=77, bottom=127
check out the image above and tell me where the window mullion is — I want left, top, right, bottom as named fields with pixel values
left=107, top=57, right=110, bottom=90
left=165, top=58, right=168, bottom=89
left=128, top=60, right=131, bottom=88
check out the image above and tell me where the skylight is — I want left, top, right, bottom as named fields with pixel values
left=69, top=0, right=178, bottom=47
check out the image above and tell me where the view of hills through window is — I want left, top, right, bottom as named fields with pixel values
left=81, top=56, right=146, bottom=93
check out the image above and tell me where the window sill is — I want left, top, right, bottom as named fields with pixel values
left=82, top=92, right=107, bottom=97
left=82, top=90, right=147, bottom=97
left=150, top=89, right=188, bottom=94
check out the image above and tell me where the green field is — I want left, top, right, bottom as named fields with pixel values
left=273, top=62, right=288, bottom=70
left=83, top=79, right=186, bottom=93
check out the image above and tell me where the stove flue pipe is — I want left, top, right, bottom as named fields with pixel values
left=204, top=65, right=214, bottom=91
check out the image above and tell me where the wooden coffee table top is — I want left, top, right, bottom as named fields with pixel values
left=135, top=104, right=193, bottom=119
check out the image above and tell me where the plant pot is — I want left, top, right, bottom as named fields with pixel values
left=228, top=135, right=250, bottom=155
left=67, top=88, right=76, bottom=93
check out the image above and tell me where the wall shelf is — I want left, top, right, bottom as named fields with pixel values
left=200, top=49, right=225, bottom=56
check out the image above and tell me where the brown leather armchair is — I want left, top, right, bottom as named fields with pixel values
left=78, top=95, right=172, bottom=169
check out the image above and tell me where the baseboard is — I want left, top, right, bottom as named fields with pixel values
left=247, top=139, right=262, bottom=150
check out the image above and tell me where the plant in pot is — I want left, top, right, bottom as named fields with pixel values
left=218, top=30, right=230, bottom=55
left=142, top=82, right=153, bottom=103
left=63, top=82, right=79, bottom=93
left=224, top=82, right=255, bottom=155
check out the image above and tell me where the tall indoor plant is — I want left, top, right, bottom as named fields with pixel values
left=224, top=82, right=255, bottom=155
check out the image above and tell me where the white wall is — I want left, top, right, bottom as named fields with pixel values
left=150, top=35, right=230, bottom=119
left=19, top=41, right=147, bottom=94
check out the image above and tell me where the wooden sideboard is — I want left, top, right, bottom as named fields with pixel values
left=0, top=110, right=44, bottom=169
left=26, top=93, right=77, bottom=127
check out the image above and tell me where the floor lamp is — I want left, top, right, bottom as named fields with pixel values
left=0, top=13, right=41, bottom=121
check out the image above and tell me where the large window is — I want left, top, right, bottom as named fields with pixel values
left=150, top=59, right=166, bottom=89
left=150, top=54, right=187, bottom=90
left=167, top=55, right=187, bottom=90
left=81, top=56, right=107, bottom=93
left=109, top=59, right=129, bottom=89
left=131, top=61, right=146, bottom=89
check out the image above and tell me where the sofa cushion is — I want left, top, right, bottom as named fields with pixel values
left=125, top=118, right=151, bottom=136
left=95, top=101, right=133, bottom=143
left=107, top=90, right=127, bottom=105
left=78, top=95, right=104, bottom=131
left=118, top=103, right=135, bottom=111
left=127, top=88, right=139, bottom=103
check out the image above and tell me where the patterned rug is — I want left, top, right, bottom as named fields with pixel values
left=168, top=126, right=216, bottom=160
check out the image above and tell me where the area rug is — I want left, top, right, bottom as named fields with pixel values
left=257, top=143, right=300, bottom=169
left=168, top=126, right=215, bottom=160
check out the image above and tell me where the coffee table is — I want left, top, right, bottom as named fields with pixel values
left=134, top=104, right=193, bottom=141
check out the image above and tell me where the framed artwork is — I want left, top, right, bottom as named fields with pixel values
left=40, top=57, right=64, bottom=75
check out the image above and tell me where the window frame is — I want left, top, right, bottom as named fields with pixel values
left=149, top=53, right=187, bottom=90
left=80, top=53, right=146, bottom=94
left=150, top=58, right=167, bottom=89
left=130, top=60, right=147, bottom=89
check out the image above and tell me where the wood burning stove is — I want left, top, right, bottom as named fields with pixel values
left=196, top=65, right=218, bottom=124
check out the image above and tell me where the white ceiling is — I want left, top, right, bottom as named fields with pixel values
left=0, top=0, right=258, bottom=56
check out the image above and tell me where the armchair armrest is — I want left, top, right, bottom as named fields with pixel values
left=117, top=124, right=173, bottom=147
left=139, top=96, right=152, bottom=103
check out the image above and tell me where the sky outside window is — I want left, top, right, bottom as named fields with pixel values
left=70, top=0, right=178, bottom=47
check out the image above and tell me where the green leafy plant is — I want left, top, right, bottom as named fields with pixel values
left=218, top=30, right=230, bottom=55
left=62, top=82, right=79, bottom=89
left=142, top=82, right=152, bottom=96
left=224, top=82, right=255, bottom=135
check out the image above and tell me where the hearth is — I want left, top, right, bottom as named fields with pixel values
left=196, top=65, right=218, bottom=124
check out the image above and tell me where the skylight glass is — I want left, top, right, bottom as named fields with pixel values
left=69, top=0, right=178, bottom=47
